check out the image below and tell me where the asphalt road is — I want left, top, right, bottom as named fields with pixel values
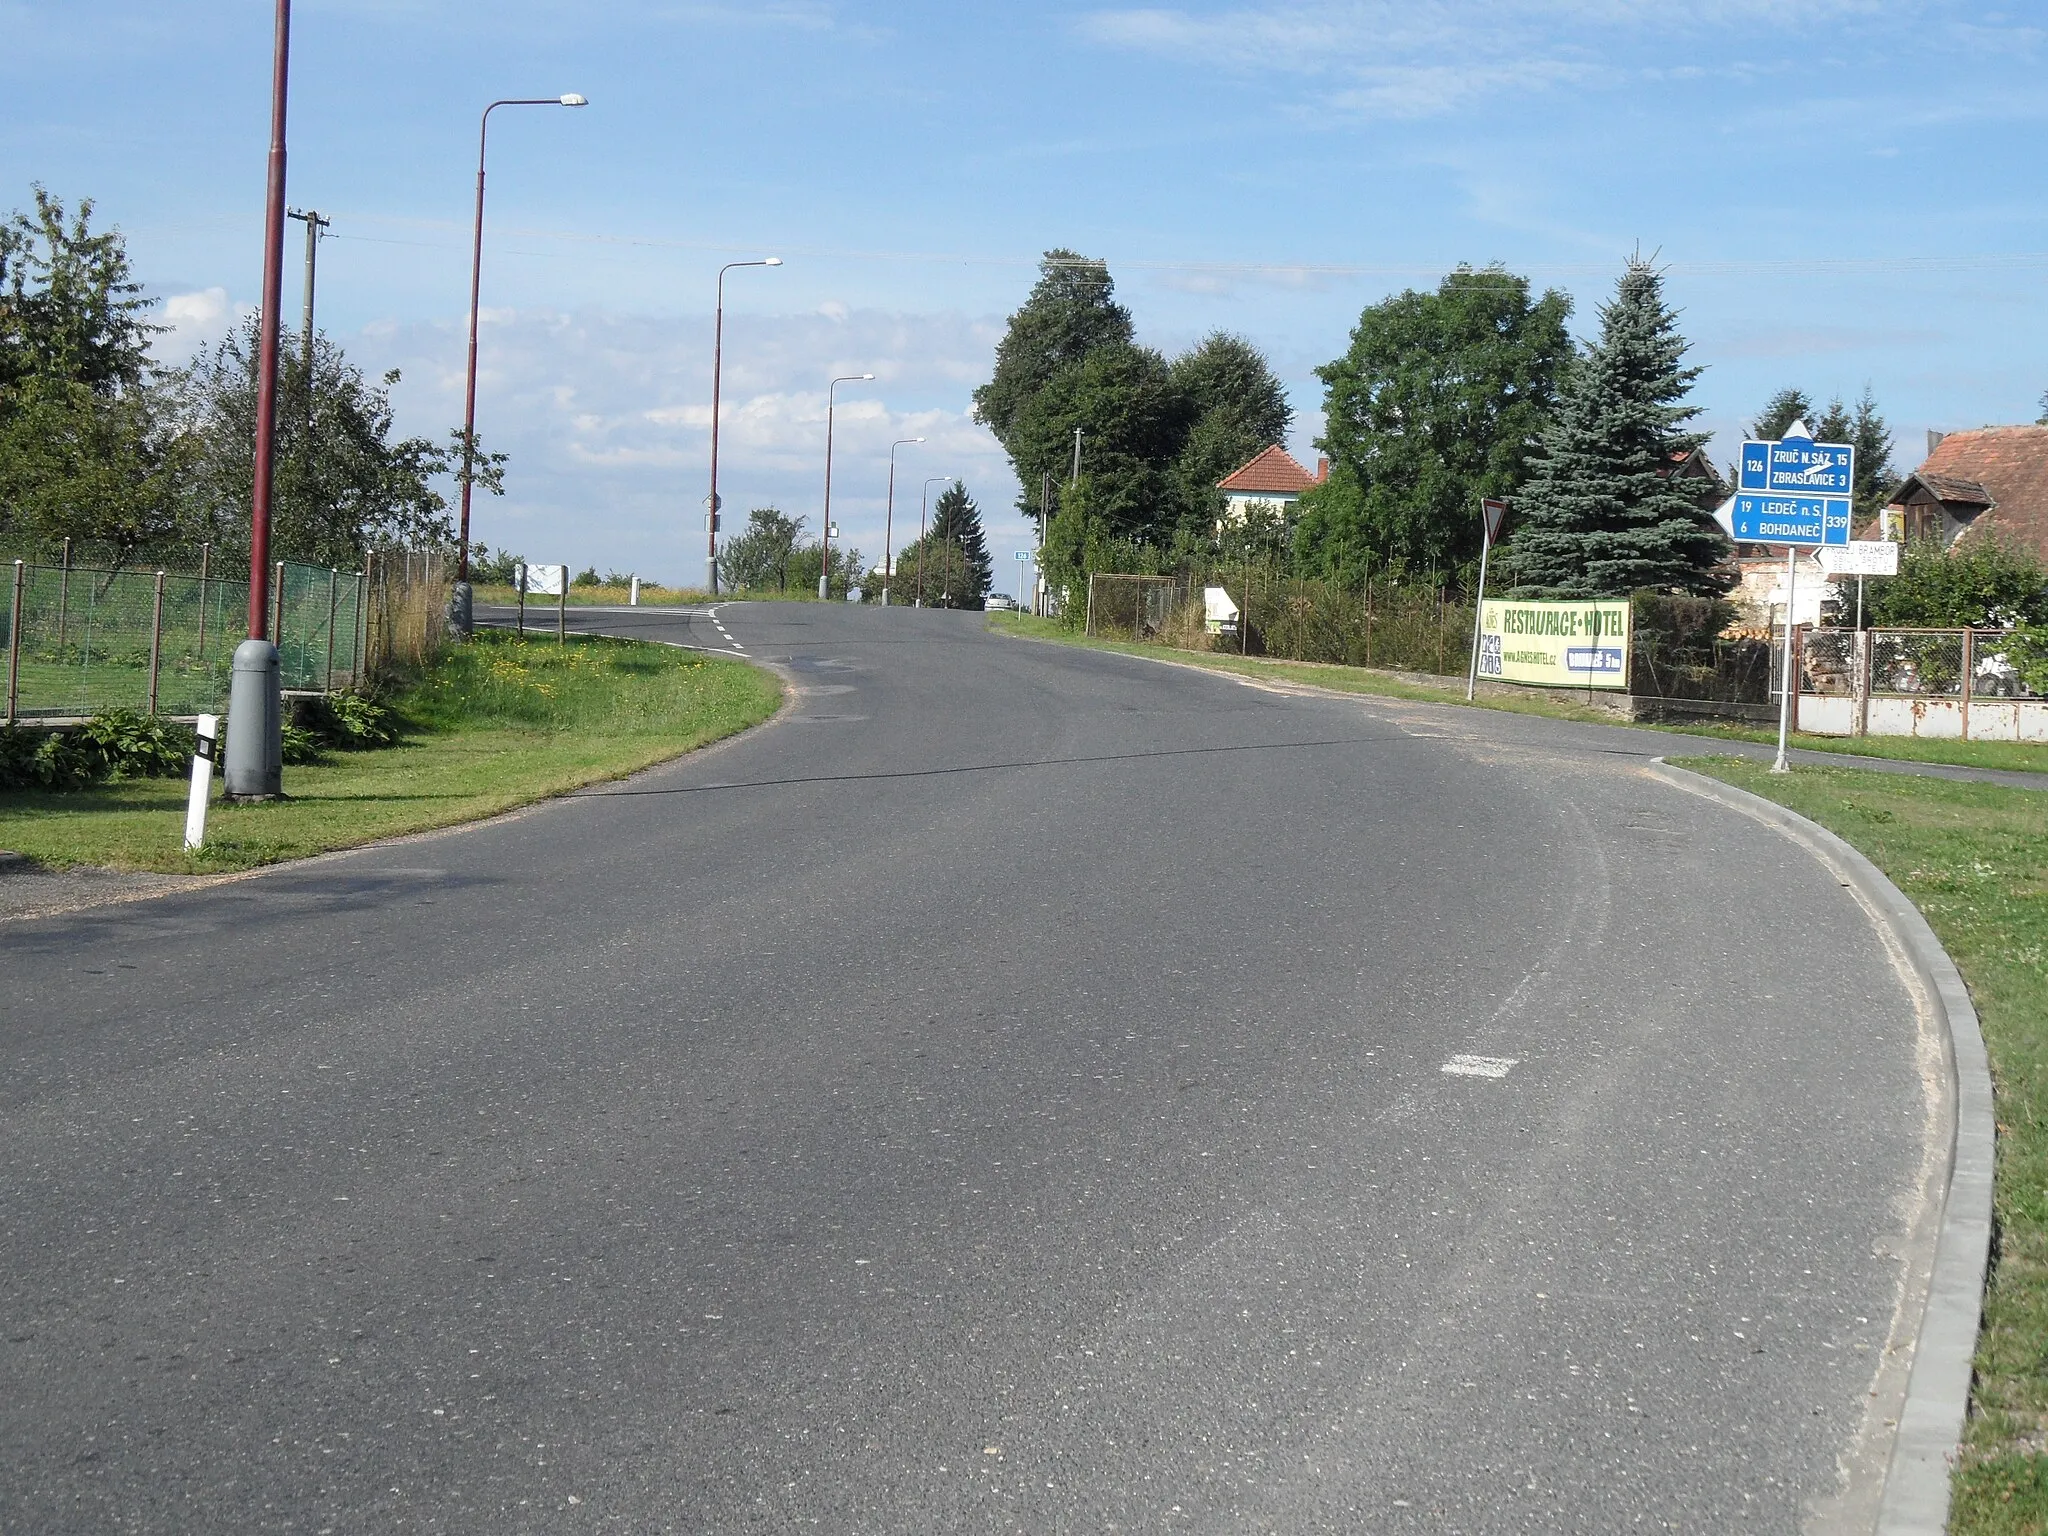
left=2, top=602, right=1937, bottom=1533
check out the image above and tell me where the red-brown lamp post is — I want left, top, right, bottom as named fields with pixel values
left=880, top=436, right=924, bottom=606
left=915, top=475, right=948, bottom=609
left=818, top=374, right=873, bottom=600
left=223, top=0, right=294, bottom=799
left=706, top=257, right=781, bottom=596
left=449, top=92, right=587, bottom=636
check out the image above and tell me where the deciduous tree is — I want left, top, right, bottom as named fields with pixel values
left=1306, top=266, right=1570, bottom=574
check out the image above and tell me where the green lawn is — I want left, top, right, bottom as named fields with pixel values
left=1680, top=759, right=2048, bottom=1533
left=0, top=632, right=781, bottom=874
left=989, top=611, right=2048, bottom=774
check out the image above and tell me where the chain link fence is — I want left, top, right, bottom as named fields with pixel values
left=1786, top=628, right=2032, bottom=700
left=1080, top=568, right=1476, bottom=676
left=3, top=554, right=369, bottom=722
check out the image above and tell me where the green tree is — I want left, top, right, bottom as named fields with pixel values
left=973, top=250, right=1133, bottom=516
left=1010, top=343, right=1189, bottom=543
left=719, top=506, right=805, bottom=591
left=1747, top=386, right=1813, bottom=443
left=1812, top=386, right=1897, bottom=521
left=1307, top=265, right=1571, bottom=575
left=900, top=480, right=990, bottom=608
left=1866, top=537, right=2047, bottom=628
left=1504, top=256, right=1731, bottom=598
left=783, top=538, right=864, bottom=600
left=0, top=374, right=193, bottom=548
left=173, top=318, right=484, bottom=568
left=1168, top=332, right=1293, bottom=535
left=0, top=186, right=157, bottom=398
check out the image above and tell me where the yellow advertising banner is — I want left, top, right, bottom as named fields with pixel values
left=1476, top=599, right=1631, bottom=689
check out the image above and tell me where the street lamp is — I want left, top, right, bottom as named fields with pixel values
left=881, top=436, right=924, bottom=606
left=819, top=373, right=874, bottom=600
left=451, top=91, right=587, bottom=635
left=915, top=474, right=949, bottom=609
left=224, top=0, right=293, bottom=800
left=706, top=256, right=781, bottom=596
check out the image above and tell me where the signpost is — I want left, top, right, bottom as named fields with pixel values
left=1741, top=422, right=1856, bottom=772
left=1465, top=497, right=1508, bottom=701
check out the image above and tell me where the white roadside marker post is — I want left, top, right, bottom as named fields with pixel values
left=630, top=575, right=640, bottom=606
left=184, top=713, right=219, bottom=852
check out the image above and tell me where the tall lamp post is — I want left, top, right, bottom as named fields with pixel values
left=450, top=91, right=588, bottom=636
left=915, top=475, right=949, bottom=609
left=819, top=373, right=874, bottom=600
left=706, top=256, right=781, bottom=595
left=223, top=0, right=294, bottom=800
left=881, top=436, right=924, bottom=606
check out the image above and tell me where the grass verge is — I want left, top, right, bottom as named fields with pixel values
left=0, top=632, right=781, bottom=874
left=1678, top=757, right=2048, bottom=1532
left=988, top=611, right=2048, bottom=775
left=984, top=610, right=1622, bottom=724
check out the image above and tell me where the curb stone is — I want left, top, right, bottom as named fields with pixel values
left=1650, top=760, right=1994, bottom=1535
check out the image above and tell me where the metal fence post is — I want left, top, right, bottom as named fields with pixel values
left=1856, top=628, right=1871, bottom=737
left=353, top=568, right=367, bottom=685
left=1961, top=626, right=1974, bottom=741
left=325, top=567, right=339, bottom=691
left=6, top=559, right=22, bottom=724
left=196, top=542, right=211, bottom=658
left=272, top=561, right=286, bottom=662
left=148, top=570, right=166, bottom=715
left=57, top=536, right=71, bottom=651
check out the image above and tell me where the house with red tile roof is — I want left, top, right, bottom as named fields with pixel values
left=1217, top=445, right=1326, bottom=524
left=1875, top=426, right=2048, bottom=561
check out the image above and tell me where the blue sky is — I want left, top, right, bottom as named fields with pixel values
left=6, top=1, right=2047, bottom=586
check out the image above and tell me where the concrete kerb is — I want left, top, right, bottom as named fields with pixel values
left=1649, top=760, right=1994, bottom=1535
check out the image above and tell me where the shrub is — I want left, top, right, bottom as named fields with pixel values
left=0, top=725, right=102, bottom=791
left=76, top=708, right=197, bottom=779
left=295, top=689, right=400, bottom=750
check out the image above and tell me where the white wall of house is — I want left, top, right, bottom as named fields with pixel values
left=1223, top=493, right=1295, bottom=524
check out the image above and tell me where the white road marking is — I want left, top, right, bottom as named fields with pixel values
left=1441, top=1054, right=1519, bottom=1079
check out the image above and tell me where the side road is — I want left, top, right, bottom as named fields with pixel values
left=994, top=625, right=2048, bottom=792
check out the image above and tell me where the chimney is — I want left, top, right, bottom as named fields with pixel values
left=1927, top=429, right=1946, bottom=456
left=1316, top=456, right=1329, bottom=483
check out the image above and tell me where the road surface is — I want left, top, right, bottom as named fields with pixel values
left=2, top=602, right=1938, bottom=1532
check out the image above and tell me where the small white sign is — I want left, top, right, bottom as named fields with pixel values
left=1204, top=585, right=1239, bottom=634
left=1817, top=541, right=1900, bottom=577
left=520, top=563, right=567, bottom=597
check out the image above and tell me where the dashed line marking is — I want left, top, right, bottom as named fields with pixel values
left=1441, top=1054, right=1519, bottom=1079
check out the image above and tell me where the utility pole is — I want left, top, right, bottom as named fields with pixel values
left=285, top=207, right=329, bottom=395
left=1071, top=427, right=1083, bottom=485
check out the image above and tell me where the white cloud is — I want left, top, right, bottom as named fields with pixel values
left=152, top=287, right=246, bottom=363
left=1077, top=0, right=1903, bottom=118
left=348, top=305, right=1021, bottom=584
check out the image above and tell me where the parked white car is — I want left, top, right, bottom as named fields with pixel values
left=985, top=594, right=1018, bottom=612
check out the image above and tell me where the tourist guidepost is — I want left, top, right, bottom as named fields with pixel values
left=1734, top=420, right=1855, bottom=773
left=1465, top=497, right=1508, bottom=702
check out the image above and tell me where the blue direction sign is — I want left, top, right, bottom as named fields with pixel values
left=1738, top=433, right=1854, bottom=496
left=1731, top=492, right=1852, bottom=546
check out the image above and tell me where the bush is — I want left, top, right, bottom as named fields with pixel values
left=76, top=708, right=197, bottom=779
left=0, top=724, right=102, bottom=791
left=295, top=689, right=400, bottom=750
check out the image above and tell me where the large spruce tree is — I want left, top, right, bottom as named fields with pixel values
left=902, top=481, right=991, bottom=608
left=1505, top=256, right=1731, bottom=598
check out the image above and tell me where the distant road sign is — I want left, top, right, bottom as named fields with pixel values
left=1738, top=435, right=1854, bottom=495
left=1015, top=549, right=1030, bottom=561
left=1732, top=493, right=1852, bottom=547
left=1481, top=497, right=1507, bottom=543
